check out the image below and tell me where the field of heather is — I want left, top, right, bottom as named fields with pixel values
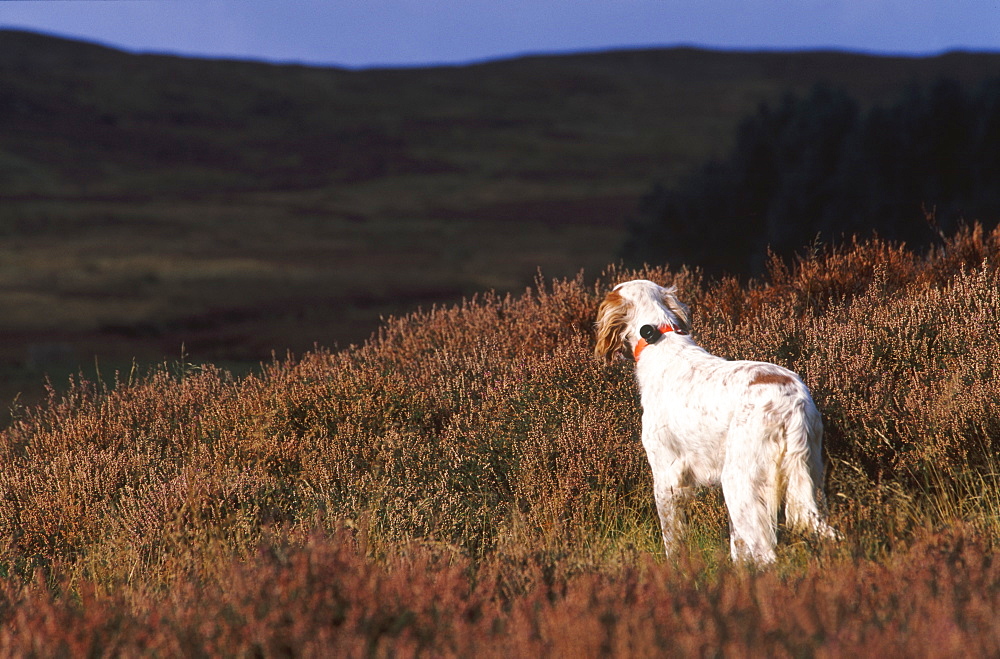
left=1, top=225, right=999, bottom=655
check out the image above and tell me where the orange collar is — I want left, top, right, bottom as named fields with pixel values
left=633, top=323, right=679, bottom=361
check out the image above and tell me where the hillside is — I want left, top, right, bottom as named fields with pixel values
left=1, top=225, right=998, bottom=653
left=2, top=29, right=1000, bottom=409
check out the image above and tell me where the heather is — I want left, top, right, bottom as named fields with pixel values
left=2, top=225, right=1000, bottom=654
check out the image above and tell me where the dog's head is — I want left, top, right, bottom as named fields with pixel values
left=594, top=279, right=691, bottom=363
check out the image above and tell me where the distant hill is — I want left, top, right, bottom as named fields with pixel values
left=1, top=28, right=999, bottom=412
left=4, top=30, right=1000, bottom=197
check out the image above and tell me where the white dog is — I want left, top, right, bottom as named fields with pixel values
left=595, top=280, right=836, bottom=563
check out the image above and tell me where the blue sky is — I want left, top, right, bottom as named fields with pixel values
left=1, top=0, right=998, bottom=68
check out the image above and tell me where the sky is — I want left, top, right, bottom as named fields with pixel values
left=0, top=0, right=998, bottom=69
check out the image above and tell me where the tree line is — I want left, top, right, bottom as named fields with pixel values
left=625, top=78, right=1000, bottom=275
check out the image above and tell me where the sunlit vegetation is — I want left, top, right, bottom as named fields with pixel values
left=2, top=225, right=999, bottom=653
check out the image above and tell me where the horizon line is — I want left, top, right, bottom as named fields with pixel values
left=3, top=25, right=999, bottom=72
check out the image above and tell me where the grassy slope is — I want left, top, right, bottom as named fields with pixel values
left=0, top=225, right=998, bottom=653
left=2, top=29, right=1000, bottom=412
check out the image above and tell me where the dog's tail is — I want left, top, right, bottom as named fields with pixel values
left=782, top=400, right=839, bottom=540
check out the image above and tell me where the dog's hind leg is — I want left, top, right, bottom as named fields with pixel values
left=782, top=406, right=839, bottom=541
left=721, top=417, right=782, bottom=563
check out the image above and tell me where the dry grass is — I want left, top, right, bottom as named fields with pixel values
left=1, top=224, right=999, bottom=654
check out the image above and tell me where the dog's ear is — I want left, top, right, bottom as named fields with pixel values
left=661, top=286, right=691, bottom=334
left=595, top=290, right=628, bottom=363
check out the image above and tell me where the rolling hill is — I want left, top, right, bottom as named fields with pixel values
left=1, top=28, right=999, bottom=410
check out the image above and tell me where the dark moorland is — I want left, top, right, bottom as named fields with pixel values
left=2, top=29, right=1000, bottom=409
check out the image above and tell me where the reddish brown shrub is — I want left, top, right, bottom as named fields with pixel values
left=1, top=225, right=999, bottom=652
left=1, top=528, right=997, bottom=656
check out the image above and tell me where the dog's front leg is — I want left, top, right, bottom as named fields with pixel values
left=642, top=429, right=693, bottom=554
left=651, top=475, right=691, bottom=554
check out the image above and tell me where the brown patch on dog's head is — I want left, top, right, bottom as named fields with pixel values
left=660, top=287, right=692, bottom=334
left=594, top=290, right=630, bottom=363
